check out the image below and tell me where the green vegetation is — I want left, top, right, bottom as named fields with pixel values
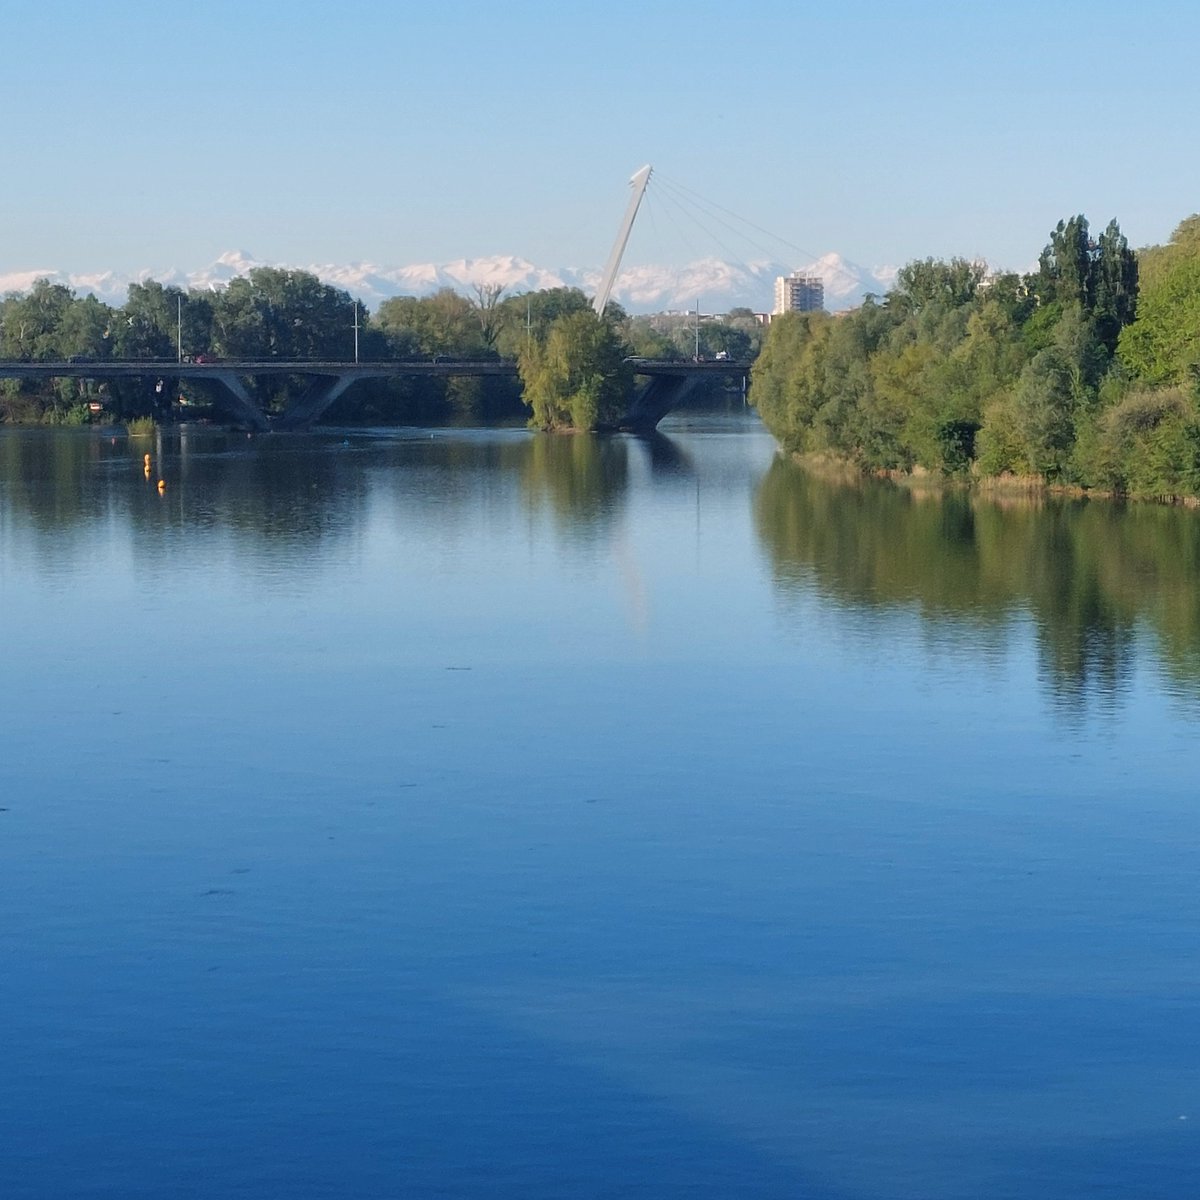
left=624, top=307, right=763, bottom=362
left=1, top=272, right=755, bottom=431
left=753, top=212, right=1200, bottom=501
left=518, top=307, right=631, bottom=430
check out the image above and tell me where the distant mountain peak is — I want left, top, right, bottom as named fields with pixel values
left=214, top=249, right=259, bottom=268
left=0, top=250, right=899, bottom=314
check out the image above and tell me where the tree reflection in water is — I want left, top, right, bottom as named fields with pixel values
left=753, top=457, right=1200, bottom=713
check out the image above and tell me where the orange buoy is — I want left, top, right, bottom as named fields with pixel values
left=157, top=479, right=166, bottom=493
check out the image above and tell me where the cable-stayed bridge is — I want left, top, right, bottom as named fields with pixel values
left=0, top=167, right=795, bottom=430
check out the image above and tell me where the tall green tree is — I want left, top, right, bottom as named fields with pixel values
left=1092, top=219, right=1138, bottom=353
left=1034, top=215, right=1137, bottom=355
left=0, top=279, right=76, bottom=359
left=890, top=257, right=987, bottom=315
left=518, top=309, right=631, bottom=430
left=375, top=288, right=487, bottom=358
left=57, top=295, right=114, bottom=360
left=1037, top=215, right=1094, bottom=309
left=114, top=281, right=187, bottom=359
left=1118, top=217, right=1200, bottom=385
left=495, top=288, right=593, bottom=358
left=211, top=268, right=358, bottom=360
left=751, top=312, right=832, bottom=453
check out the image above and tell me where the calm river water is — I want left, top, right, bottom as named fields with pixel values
left=2, top=416, right=1198, bottom=1199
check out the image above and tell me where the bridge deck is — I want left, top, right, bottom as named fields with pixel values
left=0, top=360, right=515, bottom=381
left=0, top=358, right=749, bottom=381
left=0, top=358, right=750, bottom=433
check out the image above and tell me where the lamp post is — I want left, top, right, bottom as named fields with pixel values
left=353, top=301, right=360, bottom=364
left=177, top=295, right=183, bottom=364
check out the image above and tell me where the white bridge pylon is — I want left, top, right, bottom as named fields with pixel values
left=593, top=164, right=652, bottom=318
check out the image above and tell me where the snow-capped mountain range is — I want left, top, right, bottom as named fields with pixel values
left=0, top=250, right=898, bottom=315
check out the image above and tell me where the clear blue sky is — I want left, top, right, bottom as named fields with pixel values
left=4, top=0, right=1200, bottom=275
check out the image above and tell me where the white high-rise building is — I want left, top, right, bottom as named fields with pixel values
left=773, top=272, right=825, bottom=316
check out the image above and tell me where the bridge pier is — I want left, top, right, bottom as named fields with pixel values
left=274, top=375, right=359, bottom=432
left=619, top=374, right=705, bottom=432
left=199, top=371, right=361, bottom=433
left=207, top=371, right=271, bottom=432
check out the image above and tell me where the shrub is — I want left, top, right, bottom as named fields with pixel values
left=1084, top=387, right=1200, bottom=498
left=976, top=395, right=1033, bottom=477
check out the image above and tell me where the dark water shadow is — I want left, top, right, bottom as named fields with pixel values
left=633, top=430, right=694, bottom=479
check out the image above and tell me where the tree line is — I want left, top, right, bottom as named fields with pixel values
left=752, top=212, right=1200, bottom=500
left=0, top=269, right=756, bottom=428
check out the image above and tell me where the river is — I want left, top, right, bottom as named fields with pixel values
left=2, top=416, right=1198, bottom=1198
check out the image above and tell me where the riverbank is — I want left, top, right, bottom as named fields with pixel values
left=790, top=450, right=1200, bottom=508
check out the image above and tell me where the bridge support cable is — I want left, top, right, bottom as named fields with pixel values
left=640, top=185, right=703, bottom=264
left=651, top=172, right=825, bottom=270
left=639, top=175, right=815, bottom=311
left=644, top=181, right=755, bottom=274
left=648, top=175, right=838, bottom=306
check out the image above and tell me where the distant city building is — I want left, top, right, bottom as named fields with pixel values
left=773, top=272, right=825, bottom=316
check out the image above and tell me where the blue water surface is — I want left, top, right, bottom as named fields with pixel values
left=1, top=419, right=1198, bottom=1198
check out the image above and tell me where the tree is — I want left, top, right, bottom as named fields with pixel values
left=625, top=319, right=678, bottom=359
left=890, top=257, right=987, bottom=315
left=470, top=283, right=507, bottom=350
left=0, top=279, right=76, bottom=359
left=56, top=295, right=113, bottom=360
left=495, top=288, right=593, bottom=358
left=0, top=281, right=89, bottom=418
left=751, top=311, right=835, bottom=454
left=1137, top=213, right=1200, bottom=291
left=1092, top=219, right=1138, bottom=354
left=1037, top=216, right=1093, bottom=309
left=114, top=281, right=188, bottom=359
left=1014, top=347, right=1077, bottom=477
left=1035, top=215, right=1137, bottom=354
left=518, top=309, right=631, bottom=430
left=1075, top=387, right=1200, bottom=497
left=1118, top=218, right=1200, bottom=385
left=375, top=289, right=486, bottom=358
left=210, top=268, right=357, bottom=360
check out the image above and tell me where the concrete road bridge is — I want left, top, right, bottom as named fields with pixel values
left=0, top=358, right=749, bottom=432
left=0, top=165, right=758, bottom=431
